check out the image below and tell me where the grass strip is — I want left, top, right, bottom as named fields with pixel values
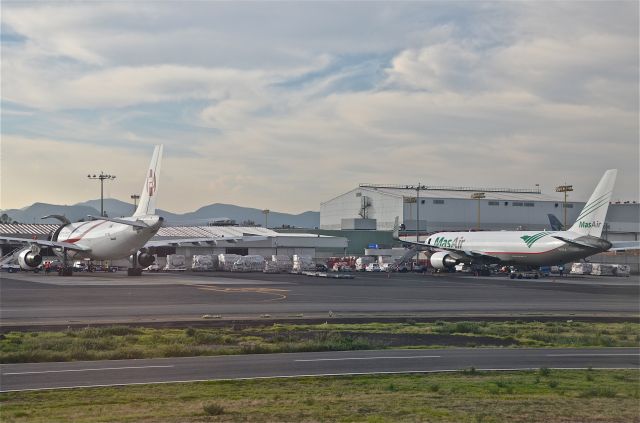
left=1, top=320, right=638, bottom=363
left=1, top=370, right=638, bottom=422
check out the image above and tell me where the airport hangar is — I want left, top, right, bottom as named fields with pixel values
left=319, top=183, right=639, bottom=242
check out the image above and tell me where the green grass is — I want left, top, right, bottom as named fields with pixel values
left=0, top=370, right=638, bottom=422
left=1, top=321, right=638, bottom=363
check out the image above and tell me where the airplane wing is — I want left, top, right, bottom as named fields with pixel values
left=145, top=236, right=268, bottom=248
left=0, top=236, right=91, bottom=252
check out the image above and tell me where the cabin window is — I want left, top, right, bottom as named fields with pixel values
left=427, top=238, right=431, bottom=244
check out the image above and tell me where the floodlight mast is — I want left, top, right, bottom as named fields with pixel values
left=555, top=184, right=574, bottom=228
left=87, top=172, right=116, bottom=217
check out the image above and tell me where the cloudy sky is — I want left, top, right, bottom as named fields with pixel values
left=1, top=1, right=638, bottom=214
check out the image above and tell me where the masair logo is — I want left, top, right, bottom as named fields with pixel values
left=578, top=221, right=601, bottom=229
left=520, top=232, right=553, bottom=248
left=147, top=170, right=156, bottom=197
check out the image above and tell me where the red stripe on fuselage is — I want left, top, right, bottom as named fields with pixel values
left=61, top=220, right=109, bottom=244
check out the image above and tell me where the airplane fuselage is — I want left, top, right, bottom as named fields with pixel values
left=53, top=215, right=162, bottom=260
left=422, top=230, right=612, bottom=266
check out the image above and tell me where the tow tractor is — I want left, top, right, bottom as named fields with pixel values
left=509, top=268, right=541, bottom=279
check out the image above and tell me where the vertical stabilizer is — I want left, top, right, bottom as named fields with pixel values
left=133, top=145, right=163, bottom=217
left=568, top=169, right=617, bottom=237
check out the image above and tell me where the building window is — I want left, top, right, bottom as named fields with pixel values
left=563, top=204, right=573, bottom=208
left=524, top=202, right=535, bottom=207
left=356, top=192, right=362, bottom=197
left=488, top=201, right=499, bottom=206
left=512, top=202, right=523, bottom=207
left=421, top=199, right=425, bottom=204
left=504, top=202, right=509, bottom=206
left=433, top=199, right=445, bottom=204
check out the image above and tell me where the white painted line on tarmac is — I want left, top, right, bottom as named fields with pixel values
left=3, top=365, right=174, bottom=375
left=295, top=355, right=441, bottom=362
left=2, top=367, right=638, bottom=393
left=546, top=353, right=640, bottom=357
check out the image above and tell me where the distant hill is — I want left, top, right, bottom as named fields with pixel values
left=1, top=199, right=320, bottom=228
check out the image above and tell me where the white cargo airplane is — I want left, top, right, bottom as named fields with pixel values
left=394, top=170, right=623, bottom=275
left=1, top=145, right=263, bottom=276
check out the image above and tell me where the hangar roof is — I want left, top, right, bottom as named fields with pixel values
left=359, top=187, right=566, bottom=202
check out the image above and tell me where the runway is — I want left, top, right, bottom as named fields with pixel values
left=1, top=271, right=638, bottom=326
left=1, top=347, right=637, bottom=392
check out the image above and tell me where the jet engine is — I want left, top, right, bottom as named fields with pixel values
left=429, top=251, right=459, bottom=270
left=18, top=248, right=43, bottom=270
left=130, top=250, right=155, bottom=268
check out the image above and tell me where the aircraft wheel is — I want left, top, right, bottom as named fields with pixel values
left=517, top=274, right=523, bottom=279
left=127, top=268, right=143, bottom=277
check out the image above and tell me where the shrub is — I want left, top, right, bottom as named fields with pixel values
left=203, top=402, right=225, bottom=415
left=539, top=367, right=551, bottom=377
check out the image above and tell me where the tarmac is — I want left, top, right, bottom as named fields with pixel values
left=1, top=271, right=638, bottom=327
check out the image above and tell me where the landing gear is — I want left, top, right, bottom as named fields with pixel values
left=127, top=252, right=143, bottom=276
left=58, top=248, right=73, bottom=276
left=127, top=267, right=143, bottom=276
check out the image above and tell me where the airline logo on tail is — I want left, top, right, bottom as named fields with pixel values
left=147, top=170, right=156, bottom=197
left=520, top=232, right=552, bottom=248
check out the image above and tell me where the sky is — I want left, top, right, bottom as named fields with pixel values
left=1, top=1, right=638, bottom=214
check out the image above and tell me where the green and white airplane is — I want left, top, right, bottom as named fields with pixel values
left=395, top=169, right=622, bottom=271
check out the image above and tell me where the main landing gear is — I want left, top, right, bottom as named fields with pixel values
left=58, top=248, right=73, bottom=276
left=127, top=252, right=143, bottom=276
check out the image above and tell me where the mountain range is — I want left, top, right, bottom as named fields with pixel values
left=1, top=199, right=320, bottom=228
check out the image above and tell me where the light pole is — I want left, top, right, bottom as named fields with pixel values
left=471, top=192, right=485, bottom=230
left=87, top=172, right=116, bottom=217
left=262, top=209, right=270, bottom=228
left=131, top=194, right=140, bottom=213
left=555, top=184, right=573, bottom=228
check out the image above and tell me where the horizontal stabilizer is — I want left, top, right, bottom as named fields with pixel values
left=41, top=215, right=71, bottom=225
left=87, top=215, right=149, bottom=229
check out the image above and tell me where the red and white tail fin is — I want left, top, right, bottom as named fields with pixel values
left=568, top=169, right=617, bottom=237
left=133, top=145, right=163, bottom=217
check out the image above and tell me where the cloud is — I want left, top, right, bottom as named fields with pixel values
left=1, top=2, right=638, bottom=213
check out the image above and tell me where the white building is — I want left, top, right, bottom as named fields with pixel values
left=320, top=184, right=638, bottom=242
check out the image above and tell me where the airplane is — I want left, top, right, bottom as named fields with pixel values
left=394, top=169, right=622, bottom=275
left=0, top=145, right=264, bottom=276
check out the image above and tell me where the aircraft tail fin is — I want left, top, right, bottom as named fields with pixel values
left=568, top=169, right=617, bottom=237
left=547, top=214, right=564, bottom=231
left=133, top=145, right=163, bottom=217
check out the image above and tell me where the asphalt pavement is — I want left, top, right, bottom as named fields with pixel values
left=1, top=271, right=638, bottom=326
left=2, top=347, right=638, bottom=392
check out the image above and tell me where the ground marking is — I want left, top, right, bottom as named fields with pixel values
left=295, top=355, right=441, bottom=362
left=3, top=365, right=174, bottom=375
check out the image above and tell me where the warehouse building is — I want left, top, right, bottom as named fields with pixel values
left=320, top=184, right=639, bottom=242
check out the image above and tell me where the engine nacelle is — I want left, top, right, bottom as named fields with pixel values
left=130, top=250, right=155, bottom=268
left=429, top=251, right=459, bottom=270
left=18, top=249, right=43, bottom=270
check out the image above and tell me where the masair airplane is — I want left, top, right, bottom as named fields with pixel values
left=0, top=145, right=263, bottom=276
left=394, top=169, right=630, bottom=275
